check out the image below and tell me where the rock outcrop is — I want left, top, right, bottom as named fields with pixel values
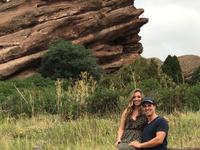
left=0, top=0, right=148, bottom=80
left=178, top=55, right=200, bottom=81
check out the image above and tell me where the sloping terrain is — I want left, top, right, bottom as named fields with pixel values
left=178, top=55, right=200, bottom=80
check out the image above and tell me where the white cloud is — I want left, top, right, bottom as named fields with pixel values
left=135, top=0, right=200, bottom=61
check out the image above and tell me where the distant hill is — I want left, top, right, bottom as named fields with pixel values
left=178, top=55, right=200, bottom=81
left=145, top=55, right=200, bottom=81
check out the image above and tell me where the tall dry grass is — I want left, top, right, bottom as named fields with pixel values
left=0, top=111, right=200, bottom=149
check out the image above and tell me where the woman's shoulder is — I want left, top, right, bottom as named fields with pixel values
left=122, top=108, right=128, bottom=114
left=120, top=108, right=128, bottom=118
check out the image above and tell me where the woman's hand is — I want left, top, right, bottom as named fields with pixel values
left=115, top=139, right=121, bottom=146
left=129, top=140, right=142, bottom=148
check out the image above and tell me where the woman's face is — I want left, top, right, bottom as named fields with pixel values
left=132, top=91, right=142, bottom=106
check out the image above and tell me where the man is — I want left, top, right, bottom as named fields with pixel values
left=129, top=97, right=169, bottom=150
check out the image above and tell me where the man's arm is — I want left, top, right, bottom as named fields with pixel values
left=129, top=131, right=166, bottom=148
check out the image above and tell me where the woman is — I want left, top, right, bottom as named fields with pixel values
left=115, top=88, right=147, bottom=150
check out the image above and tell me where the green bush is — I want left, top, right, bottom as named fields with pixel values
left=117, top=57, right=160, bottom=85
left=59, top=72, right=97, bottom=120
left=156, top=84, right=191, bottom=113
left=99, top=67, right=136, bottom=97
left=0, top=75, right=57, bottom=117
left=13, top=74, right=54, bottom=88
left=189, top=66, right=200, bottom=84
left=39, top=39, right=101, bottom=80
left=138, top=78, right=161, bottom=97
left=86, top=87, right=120, bottom=115
left=156, top=88, right=176, bottom=113
left=98, top=57, right=160, bottom=95
left=182, top=83, right=200, bottom=111
left=145, top=59, right=160, bottom=79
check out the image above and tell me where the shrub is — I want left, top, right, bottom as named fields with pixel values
left=39, top=39, right=101, bottom=80
left=182, top=83, right=200, bottom=111
left=119, top=57, right=160, bottom=84
left=144, top=59, right=159, bottom=80
left=189, top=66, right=200, bottom=84
left=138, top=78, right=161, bottom=97
left=86, top=87, right=120, bottom=115
left=13, top=74, right=54, bottom=88
left=156, top=84, right=189, bottom=113
left=156, top=87, right=176, bottom=113
left=0, top=75, right=57, bottom=117
left=61, top=72, right=97, bottom=120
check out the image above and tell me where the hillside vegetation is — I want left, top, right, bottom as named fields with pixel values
left=0, top=52, right=200, bottom=118
left=0, top=41, right=200, bottom=149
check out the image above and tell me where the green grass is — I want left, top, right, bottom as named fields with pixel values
left=168, top=111, right=200, bottom=148
left=0, top=112, right=199, bottom=150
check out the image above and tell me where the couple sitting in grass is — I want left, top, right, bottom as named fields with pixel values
left=116, top=89, right=169, bottom=150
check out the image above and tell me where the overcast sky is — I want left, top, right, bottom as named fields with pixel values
left=134, top=0, right=200, bottom=61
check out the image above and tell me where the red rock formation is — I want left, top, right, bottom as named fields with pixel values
left=178, top=55, right=200, bottom=81
left=0, top=0, right=148, bottom=79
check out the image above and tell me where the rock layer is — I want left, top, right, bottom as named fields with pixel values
left=0, top=0, right=148, bottom=79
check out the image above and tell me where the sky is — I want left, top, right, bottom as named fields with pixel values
left=134, top=0, right=200, bottom=61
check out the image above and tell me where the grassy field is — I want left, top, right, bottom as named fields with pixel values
left=0, top=111, right=199, bottom=150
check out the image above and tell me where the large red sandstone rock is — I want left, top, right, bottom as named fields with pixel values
left=0, top=0, right=148, bottom=79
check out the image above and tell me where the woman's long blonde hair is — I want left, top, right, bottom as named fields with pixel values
left=125, top=88, right=144, bottom=119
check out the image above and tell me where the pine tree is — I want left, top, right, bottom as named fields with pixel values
left=161, top=55, right=183, bottom=84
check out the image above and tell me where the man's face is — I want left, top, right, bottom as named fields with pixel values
left=142, top=103, right=156, bottom=117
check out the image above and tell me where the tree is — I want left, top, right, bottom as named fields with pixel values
left=144, top=59, right=159, bottom=79
left=190, top=66, right=200, bottom=84
left=161, top=55, right=183, bottom=84
left=132, top=57, right=149, bottom=82
left=39, top=39, right=101, bottom=80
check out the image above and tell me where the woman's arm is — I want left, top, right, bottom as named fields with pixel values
left=115, top=109, right=127, bottom=145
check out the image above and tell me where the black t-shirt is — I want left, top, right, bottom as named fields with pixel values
left=141, top=116, right=169, bottom=150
